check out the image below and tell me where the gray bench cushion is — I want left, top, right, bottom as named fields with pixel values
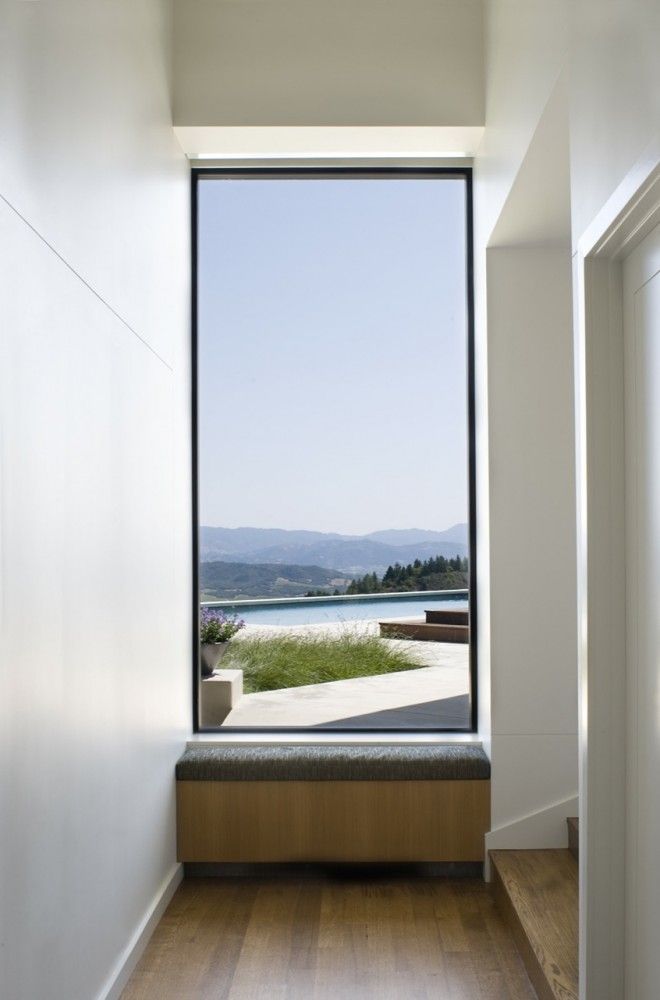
left=176, top=744, right=490, bottom=782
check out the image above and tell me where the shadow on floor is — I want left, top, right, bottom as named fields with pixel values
left=310, top=692, right=470, bottom=729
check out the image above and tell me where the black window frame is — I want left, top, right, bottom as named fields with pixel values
left=191, top=165, right=478, bottom=734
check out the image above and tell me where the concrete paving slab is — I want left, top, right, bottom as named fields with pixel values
left=222, top=621, right=470, bottom=728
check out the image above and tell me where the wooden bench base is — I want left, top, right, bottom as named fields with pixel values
left=177, top=779, right=490, bottom=863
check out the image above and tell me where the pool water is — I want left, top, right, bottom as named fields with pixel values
left=204, top=593, right=468, bottom=626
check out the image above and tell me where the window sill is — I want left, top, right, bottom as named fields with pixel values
left=187, top=731, right=483, bottom=747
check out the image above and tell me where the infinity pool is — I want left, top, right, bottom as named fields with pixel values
left=202, top=591, right=468, bottom=626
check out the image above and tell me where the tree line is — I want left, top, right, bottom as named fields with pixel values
left=346, top=554, right=468, bottom=595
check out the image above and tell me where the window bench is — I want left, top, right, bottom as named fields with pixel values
left=176, top=744, right=490, bottom=864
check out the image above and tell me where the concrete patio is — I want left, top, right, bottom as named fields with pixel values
left=221, top=620, right=470, bottom=728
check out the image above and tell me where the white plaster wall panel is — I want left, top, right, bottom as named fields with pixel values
left=471, top=0, right=657, bottom=856
left=475, top=0, right=569, bottom=245
left=472, top=1, right=571, bottom=747
left=487, top=76, right=571, bottom=250
left=0, top=193, right=189, bottom=1000
left=475, top=0, right=658, bottom=254
left=0, top=2, right=190, bottom=997
left=490, top=735, right=578, bottom=830
left=0, top=0, right=188, bottom=366
left=623, top=222, right=660, bottom=1000
left=570, top=0, right=660, bottom=244
left=486, top=247, right=577, bottom=736
left=172, top=0, right=484, bottom=127
left=472, top=157, right=493, bottom=746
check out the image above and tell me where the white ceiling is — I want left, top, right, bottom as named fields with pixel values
left=173, top=0, right=484, bottom=128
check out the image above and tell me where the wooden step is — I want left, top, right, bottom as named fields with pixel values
left=567, top=817, right=579, bottom=863
left=425, top=608, right=469, bottom=626
left=379, top=619, right=469, bottom=643
left=490, top=849, right=578, bottom=1000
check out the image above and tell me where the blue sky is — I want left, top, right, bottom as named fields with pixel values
left=198, top=176, right=468, bottom=535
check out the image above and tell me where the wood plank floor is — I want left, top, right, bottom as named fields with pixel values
left=490, top=850, right=578, bottom=1000
left=121, top=876, right=537, bottom=1000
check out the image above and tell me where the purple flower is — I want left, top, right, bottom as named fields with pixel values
left=200, top=608, right=246, bottom=643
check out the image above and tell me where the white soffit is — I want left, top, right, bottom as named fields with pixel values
left=488, top=80, right=571, bottom=249
left=173, top=126, right=483, bottom=161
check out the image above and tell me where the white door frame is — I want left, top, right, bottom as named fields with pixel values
left=574, top=142, right=660, bottom=1000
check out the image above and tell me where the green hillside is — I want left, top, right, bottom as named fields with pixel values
left=200, top=560, right=349, bottom=600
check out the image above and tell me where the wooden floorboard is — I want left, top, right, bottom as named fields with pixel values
left=490, top=850, right=578, bottom=1000
left=121, top=876, right=537, bottom=999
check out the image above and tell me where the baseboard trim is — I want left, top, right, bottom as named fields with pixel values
left=97, top=862, right=183, bottom=1000
left=484, top=795, right=578, bottom=880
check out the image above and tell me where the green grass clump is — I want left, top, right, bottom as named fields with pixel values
left=224, top=631, right=423, bottom=694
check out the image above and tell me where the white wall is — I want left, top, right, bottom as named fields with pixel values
left=473, top=4, right=571, bottom=771
left=474, top=3, right=577, bottom=845
left=480, top=0, right=660, bottom=255
left=568, top=0, right=660, bottom=984
left=172, top=0, right=484, bottom=127
left=0, top=4, right=190, bottom=1000
left=485, top=248, right=578, bottom=840
left=473, top=0, right=658, bottom=872
left=570, top=0, right=660, bottom=245
left=476, top=0, right=569, bottom=245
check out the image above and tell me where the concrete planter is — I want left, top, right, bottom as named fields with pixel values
left=200, top=669, right=244, bottom=728
left=200, top=641, right=231, bottom=678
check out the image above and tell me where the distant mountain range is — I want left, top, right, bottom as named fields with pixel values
left=200, top=524, right=468, bottom=577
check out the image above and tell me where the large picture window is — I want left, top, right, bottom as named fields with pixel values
left=193, top=168, right=476, bottom=732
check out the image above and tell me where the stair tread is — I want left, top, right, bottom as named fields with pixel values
left=491, top=849, right=578, bottom=1000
